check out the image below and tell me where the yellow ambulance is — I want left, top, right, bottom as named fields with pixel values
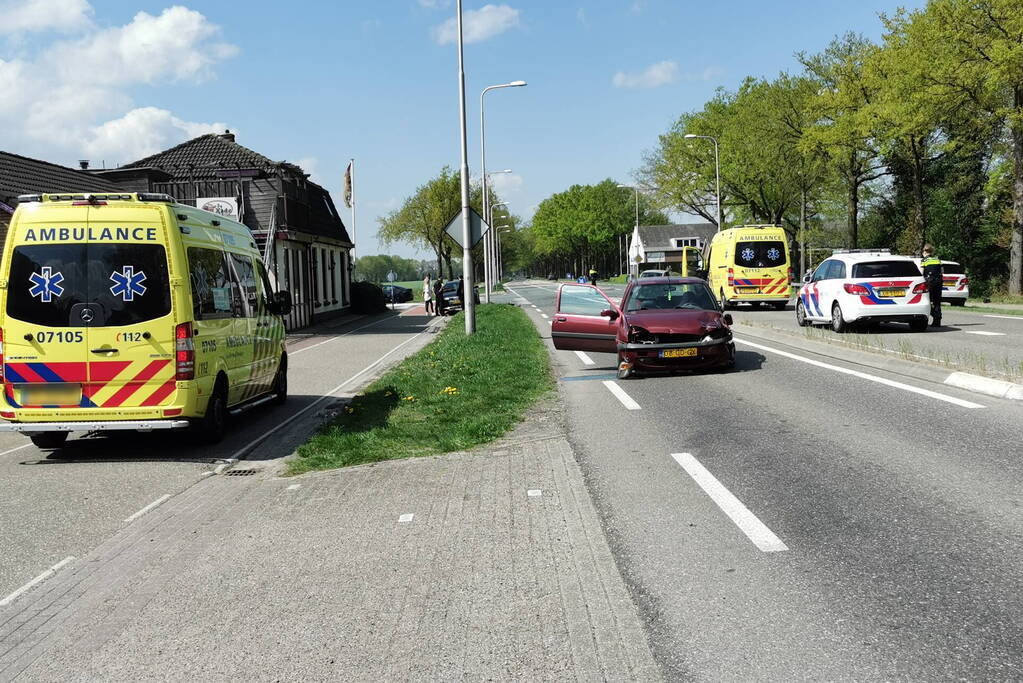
left=704, top=225, right=792, bottom=309
left=0, top=193, right=292, bottom=448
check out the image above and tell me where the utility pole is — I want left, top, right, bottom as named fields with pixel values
left=455, top=0, right=474, bottom=334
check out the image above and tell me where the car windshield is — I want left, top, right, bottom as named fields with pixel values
left=852, top=260, right=921, bottom=278
left=625, top=283, right=717, bottom=311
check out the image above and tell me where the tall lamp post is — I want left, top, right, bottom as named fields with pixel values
left=481, top=80, right=526, bottom=303
left=490, top=201, right=511, bottom=286
left=483, top=172, right=512, bottom=300
left=617, top=184, right=639, bottom=278
left=684, top=134, right=721, bottom=231
left=495, top=224, right=511, bottom=282
left=455, top=0, right=475, bottom=333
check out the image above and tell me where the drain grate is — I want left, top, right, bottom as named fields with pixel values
left=224, top=468, right=259, bottom=477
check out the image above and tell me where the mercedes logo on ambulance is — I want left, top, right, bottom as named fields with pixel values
left=80, top=308, right=94, bottom=323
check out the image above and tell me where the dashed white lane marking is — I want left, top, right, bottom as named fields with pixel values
left=527, top=489, right=542, bottom=497
left=734, top=337, right=985, bottom=409
left=540, top=313, right=549, bottom=319
left=287, top=484, right=301, bottom=490
left=124, top=494, right=171, bottom=523
left=0, top=443, right=31, bottom=458
left=671, top=453, right=788, bottom=553
left=399, top=513, right=414, bottom=523
left=964, top=330, right=1006, bottom=336
left=574, top=351, right=595, bottom=366
left=0, top=556, right=75, bottom=607
left=983, top=314, right=1022, bottom=320
left=602, top=380, right=641, bottom=410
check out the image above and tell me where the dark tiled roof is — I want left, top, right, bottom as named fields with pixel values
left=0, top=151, right=125, bottom=206
left=123, top=133, right=305, bottom=179
left=638, top=223, right=717, bottom=249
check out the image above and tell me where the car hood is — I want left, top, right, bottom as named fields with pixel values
left=622, top=309, right=723, bottom=333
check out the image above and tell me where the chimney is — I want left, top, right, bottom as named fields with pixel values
left=220, top=129, right=235, bottom=142
left=78, top=160, right=90, bottom=170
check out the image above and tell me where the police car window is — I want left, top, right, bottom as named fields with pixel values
left=827, top=261, right=847, bottom=279
left=852, top=261, right=921, bottom=278
left=559, top=285, right=609, bottom=316
left=6, top=243, right=170, bottom=327
left=735, top=241, right=786, bottom=268
left=811, top=261, right=831, bottom=282
left=229, top=253, right=258, bottom=317
left=187, top=247, right=236, bottom=320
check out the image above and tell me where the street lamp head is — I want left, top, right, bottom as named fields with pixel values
left=684, top=134, right=698, bottom=139
left=617, top=184, right=632, bottom=189
left=508, top=80, right=527, bottom=87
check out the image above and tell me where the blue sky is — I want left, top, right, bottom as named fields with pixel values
left=1, top=0, right=923, bottom=258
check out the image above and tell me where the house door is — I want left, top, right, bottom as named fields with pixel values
left=280, top=242, right=310, bottom=330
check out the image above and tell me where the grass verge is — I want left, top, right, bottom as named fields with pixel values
left=961, top=305, right=1023, bottom=316
left=288, top=304, right=554, bottom=474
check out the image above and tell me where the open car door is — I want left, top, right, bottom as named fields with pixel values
left=551, top=284, right=619, bottom=353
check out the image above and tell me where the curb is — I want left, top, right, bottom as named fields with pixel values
left=733, top=322, right=1023, bottom=402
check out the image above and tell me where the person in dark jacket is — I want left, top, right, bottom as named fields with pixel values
left=433, top=278, right=445, bottom=317
left=457, top=275, right=464, bottom=306
left=921, top=244, right=943, bottom=327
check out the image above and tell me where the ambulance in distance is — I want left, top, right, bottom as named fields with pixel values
left=704, top=225, right=792, bottom=310
left=0, top=193, right=292, bottom=449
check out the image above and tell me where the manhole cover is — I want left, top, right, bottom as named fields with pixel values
left=224, top=469, right=258, bottom=477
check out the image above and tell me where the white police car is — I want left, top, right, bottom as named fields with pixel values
left=913, top=258, right=969, bottom=306
left=796, top=250, right=930, bottom=332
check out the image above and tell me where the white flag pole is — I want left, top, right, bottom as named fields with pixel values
left=349, top=158, right=356, bottom=259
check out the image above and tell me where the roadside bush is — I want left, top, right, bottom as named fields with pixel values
left=351, top=281, right=387, bottom=313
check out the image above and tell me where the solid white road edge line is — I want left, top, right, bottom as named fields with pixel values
left=734, top=337, right=985, bottom=409
left=983, top=314, right=1022, bottom=321
left=671, top=453, right=788, bottom=552
left=289, top=314, right=407, bottom=357
left=229, top=320, right=440, bottom=461
left=602, top=381, right=641, bottom=410
left=574, top=351, right=595, bottom=366
left=963, top=330, right=1005, bottom=336
left=0, top=556, right=75, bottom=607
left=124, top=494, right=171, bottom=523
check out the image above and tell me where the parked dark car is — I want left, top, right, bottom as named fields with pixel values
left=550, top=277, right=734, bottom=379
left=380, top=284, right=413, bottom=303
left=440, top=280, right=480, bottom=313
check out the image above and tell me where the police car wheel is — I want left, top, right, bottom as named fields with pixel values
left=29, top=431, right=68, bottom=450
left=795, top=300, right=809, bottom=327
left=909, top=318, right=928, bottom=332
left=831, top=302, right=849, bottom=333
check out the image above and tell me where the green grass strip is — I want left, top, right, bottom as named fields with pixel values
left=288, top=304, right=553, bottom=474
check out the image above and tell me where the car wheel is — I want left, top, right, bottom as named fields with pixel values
left=831, top=302, right=848, bottom=333
left=195, top=380, right=228, bottom=444
left=718, top=343, right=736, bottom=372
left=909, top=317, right=928, bottom=332
left=271, top=356, right=288, bottom=406
left=795, top=299, right=809, bottom=327
left=29, top=431, right=68, bottom=450
left=951, top=299, right=966, bottom=307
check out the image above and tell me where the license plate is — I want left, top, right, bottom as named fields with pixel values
left=18, top=383, right=82, bottom=406
left=877, top=289, right=906, bottom=298
left=735, top=287, right=758, bottom=294
left=660, top=348, right=698, bottom=358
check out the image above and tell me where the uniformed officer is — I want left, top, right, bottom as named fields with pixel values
left=588, top=268, right=598, bottom=286
left=920, top=244, right=943, bottom=327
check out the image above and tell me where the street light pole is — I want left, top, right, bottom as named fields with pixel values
left=456, top=0, right=475, bottom=334
left=684, top=134, right=721, bottom=231
left=483, top=172, right=511, bottom=299
left=480, top=80, right=526, bottom=303
left=618, top=184, right=640, bottom=278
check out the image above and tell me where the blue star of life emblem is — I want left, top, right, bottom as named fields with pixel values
left=741, top=248, right=755, bottom=262
left=29, top=267, right=64, bottom=303
left=109, top=266, right=147, bottom=302
left=767, top=247, right=780, bottom=261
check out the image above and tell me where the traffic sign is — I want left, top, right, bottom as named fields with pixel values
left=444, top=208, right=490, bottom=249
left=386, top=271, right=397, bottom=282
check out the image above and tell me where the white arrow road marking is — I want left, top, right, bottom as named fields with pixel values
left=734, top=338, right=985, bottom=409
left=671, top=453, right=788, bottom=553
left=602, top=380, right=641, bottom=410
left=574, top=351, right=595, bottom=366
left=963, top=330, right=1006, bottom=336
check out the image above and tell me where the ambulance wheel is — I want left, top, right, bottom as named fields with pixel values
left=29, top=432, right=68, bottom=450
left=831, top=302, right=849, bottom=333
left=271, top=356, right=288, bottom=406
left=196, top=381, right=228, bottom=444
left=796, top=300, right=810, bottom=327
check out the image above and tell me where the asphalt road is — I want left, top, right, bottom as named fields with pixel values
left=503, top=280, right=1022, bottom=681
left=0, top=310, right=441, bottom=601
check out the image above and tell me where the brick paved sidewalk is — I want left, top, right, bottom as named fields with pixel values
left=1, top=412, right=660, bottom=681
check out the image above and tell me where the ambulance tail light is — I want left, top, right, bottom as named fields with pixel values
left=175, top=323, right=195, bottom=380
left=912, top=282, right=929, bottom=294
left=727, top=268, right=734, bottom=287
left=843, top=283, right=869, bottom=295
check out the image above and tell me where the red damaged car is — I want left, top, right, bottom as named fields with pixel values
left=550, top=277, right=735, bottom=379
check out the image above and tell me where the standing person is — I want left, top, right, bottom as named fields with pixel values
left=457, top=275, right=465, bottom=309
left=433, top=278, right=445, bottom=317
left=423, top=275, right=433, bottom=315
left=921, top=244, right=943, bottom=328
left=588, top=267, right=598, bottom=286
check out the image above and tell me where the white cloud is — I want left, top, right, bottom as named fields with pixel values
left=417, top=0, right=450, bottom=7
left=1, top=5, right=237, bottom=165
left=612, top=60, right=678, bottom=89
left=629, top=0, right=646, bottom=13
left=83, top=107, right=227, bottom=161
left=697, top=66, right=725, bottom=82
left=0, top=0, right=93, bottom=35
left=291, top=156, right=321, bottom=182
left=45, top=6, right=238, bottom=86
left=488, top=172, right=523, bottom=195
left=433, top=4, right=520, bottom=45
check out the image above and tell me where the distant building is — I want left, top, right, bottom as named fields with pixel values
left=0, top=151, right=125, bottom=247
left=99, top=131, right=353, bottom=330
left=631, top=223, right=717, bottom=271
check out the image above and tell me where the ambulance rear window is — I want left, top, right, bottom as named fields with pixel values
left=735, top=241, right=786, bottom=268
left=6, top=244, right=170, bottom=327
